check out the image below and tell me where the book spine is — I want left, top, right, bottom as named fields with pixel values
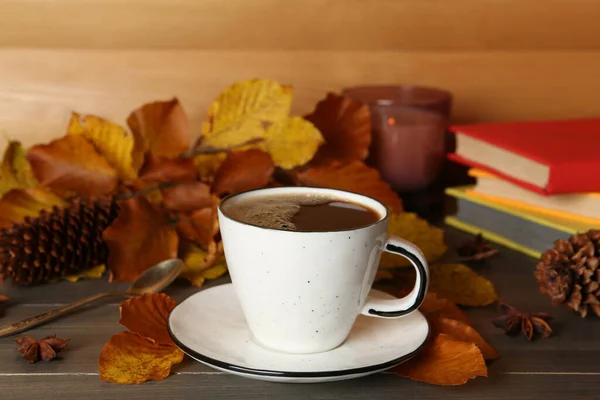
left=453, top=197, right=571, bottom=253
left=547, top=159, right=600, bottom=194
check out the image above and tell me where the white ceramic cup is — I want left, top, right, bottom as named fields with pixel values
left=217, top=187, right=429, bottom=354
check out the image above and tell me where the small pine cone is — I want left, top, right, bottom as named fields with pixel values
left=535, top=229, right=600, bottom=318
left=0, top=197, right=120, bottom=285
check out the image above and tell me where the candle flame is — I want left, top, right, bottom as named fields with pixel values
left=387, top=117, right=396, bottom=125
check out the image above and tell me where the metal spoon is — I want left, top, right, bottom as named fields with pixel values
left=0, top=258, right=184, bottom=338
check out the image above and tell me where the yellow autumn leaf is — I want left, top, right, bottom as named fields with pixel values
left=0, top=187, right=67, bottom=228
left=68, top=112, right=137, bottom=180
left=201, top=78, right=293, bottom=148
left=63, top=264, right=106, bottom=282
left=194, top=153, right=227, bottom=179
left=381, top=212, right=447, bottom=268
left=0, top=141, right=38, bottom=197
left=429, top=264, right=498, bottom=307
left=264, top=116, right=324, bottom=169
left=201, top=257, right=228, bottom=280
left=180, top=244, right=228, bottom=287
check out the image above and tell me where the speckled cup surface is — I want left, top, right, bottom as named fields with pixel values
left=217, top=187, right=429, bottom=354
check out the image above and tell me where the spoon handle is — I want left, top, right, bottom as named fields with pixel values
left=0, top=292, right=120, bottom=338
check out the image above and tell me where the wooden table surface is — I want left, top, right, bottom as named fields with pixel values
left=1, top=228, right=598, bottom=399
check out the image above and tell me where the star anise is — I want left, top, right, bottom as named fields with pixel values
left=15, top=335, right=70, bottom=363
left=457, top=233, right=499, bottom=262
left=492, top=302, right=553, bottom=341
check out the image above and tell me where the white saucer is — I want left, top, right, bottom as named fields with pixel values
left=168, top=283, right=429, bottom=383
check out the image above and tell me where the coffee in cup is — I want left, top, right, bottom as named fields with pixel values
left=220, top=193, right=381, bottom=232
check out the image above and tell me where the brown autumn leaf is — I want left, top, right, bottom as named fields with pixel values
left=98, top=331, right=184, bottom=384
left=138, top=154, right=197, bottom=183
left=176, top=200, right=220, bottom=248
left=381, top=212, right=447, bottom=268
left=394, top=333, right=487, bottom=385
left=103, top=197, right=179, bottom=282
left=26, top=135, right=118, bottom=197
left=162, top=181, right=217, bottom=213
left=419, top=292, right=473, bottom=327
left=0, top=187, right=66, bottom=228
left=212, top=149, right=275, bottom=196
left=296, top=160, right=402, bottom=212
left=429, top=264, right=498, bottom=307
left=119, top=293, right=177, bottom=346
left=305, top=92, right=371, bottom=164
left=431, top=317, right=500, bottom=360
left=127, top=98, right=191, bottom=170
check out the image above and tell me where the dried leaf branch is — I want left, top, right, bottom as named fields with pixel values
left=181, top=137, right=265, bottom=158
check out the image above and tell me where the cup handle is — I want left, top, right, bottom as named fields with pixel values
left=361, top=235, right=429, bottom=318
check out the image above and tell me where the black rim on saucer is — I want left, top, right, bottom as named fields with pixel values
left=166, top=291, right=430, bottom=379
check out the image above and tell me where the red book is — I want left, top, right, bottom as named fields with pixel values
left=448, top=118, right=600, bottom=195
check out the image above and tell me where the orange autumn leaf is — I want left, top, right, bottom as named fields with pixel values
left=103, top=197, right=179, bottom=282
left=162, top=181, right=216, bottom=213
left=26, top=135, right=118, bottom=197
left=119, top=293, right=177, bottom=346
left=176, top=212, right=219, bottom=248
left=127, top=98, right=191, bottom=169
left=431, top=317, right=500, bottom=360
left=138, top=154, right=197, bottom=183
left=305, top=92, right=371, bottom=164
left=212, top=149, right=275, bottom=196
left=98, top=331, right=183, bottom=384
left=394, top=333, right=487, bottom=385
left=176, top=201, right=220, bottom=247
left=0, top=187, right=67, bottom=228
left=420, top=292, right=473, bottom=327
left=296, top=161, right=402, bottom=212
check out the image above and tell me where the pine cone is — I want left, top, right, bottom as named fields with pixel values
left=0, top=197, right=119, bottom=285
left=535, top=229, right=600, bottom=318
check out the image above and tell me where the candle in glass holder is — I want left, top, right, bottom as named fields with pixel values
left=342, top=85, right=453, bottom=192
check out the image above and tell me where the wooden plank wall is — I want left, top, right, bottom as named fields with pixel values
left=0, top=0, right=599, bottom=150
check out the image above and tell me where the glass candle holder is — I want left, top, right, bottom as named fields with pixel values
left=342, top=85, right=453, bottom=192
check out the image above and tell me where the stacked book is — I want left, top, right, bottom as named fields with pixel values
left=444, top=118, right=600, bottom=258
